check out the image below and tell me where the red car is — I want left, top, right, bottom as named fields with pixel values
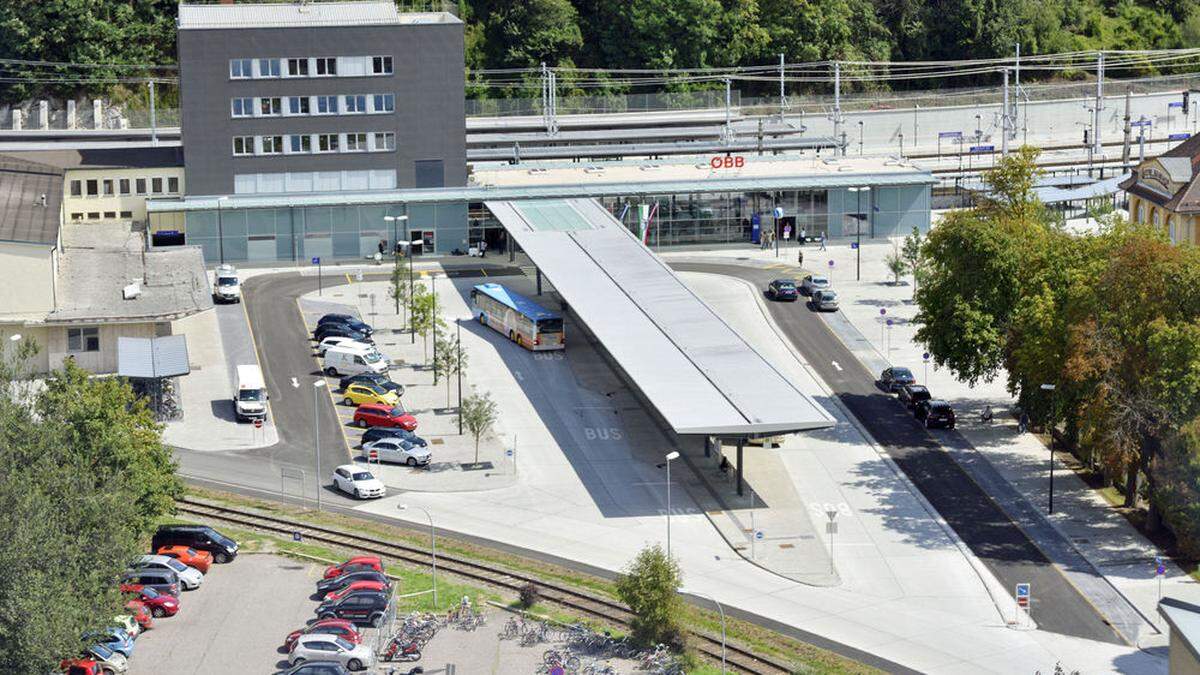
left=61, top=659, right=101, bottom=675
left=123, top=585, right=179, bottom=617
left=323, top=556, right=384, bottom=580
left=284, top=618, right=362, bottom=650
left=156, top=545, right=213, bottom=574
left=324, top=579, right=388, bottom=602
left=125, top=600, right=153, bottom=630
left=353, top=403, right=417, bottom=431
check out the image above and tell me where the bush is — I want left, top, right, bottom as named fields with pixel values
left=518, top=582, right=540, bottom=609
left=614, top=544, right=684, bottom=648
left=1155, top=421, right=1200, bottom=558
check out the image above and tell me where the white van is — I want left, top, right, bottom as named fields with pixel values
left=323, top=344, right=388, bottom=377
left=233, top=364, right=268, bottom=421
left=213, top=264, right=241, bottom=303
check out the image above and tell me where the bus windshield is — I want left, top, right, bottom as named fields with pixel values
left=537, top=318, right=564, bottom=333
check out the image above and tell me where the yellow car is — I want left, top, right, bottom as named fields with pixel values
left=342, top=382, right=399, bottom=408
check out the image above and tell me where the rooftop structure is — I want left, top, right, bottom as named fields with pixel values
left=0, top=154, right=63, bottom=245
left=1120, top=133, right=1200, bottom=244
left=177, top=2, right=456, bottom=30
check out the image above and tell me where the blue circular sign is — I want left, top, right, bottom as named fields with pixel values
left=879, top=308, right=886, bottom=316
left=923, top=352, right=930, bottom=361
left=828, top=260, right=835, bottom=267
left=886, top=319, right=893, bottom=327
left=755, top=530, right=764, bottom=540
left=505, top=449, right=514, bottom=457
left=773, top=206, right=784, bottom=219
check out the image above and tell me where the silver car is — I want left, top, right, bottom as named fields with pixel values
left=129, top=554, right=204, bottom=590
left=811, top=289, right=839, bottom=311
left=289, top=634, right=375, bottom=672
left=800, top=274, right=830, bottom=296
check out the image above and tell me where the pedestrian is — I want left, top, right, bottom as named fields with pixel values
left=479, top=239, right=487, bottom=258
left=797, top=249, right=804, bottom=266
left=800, top=227, right=807, bottom=246
left=378, top=239, right=386, bottom=256
left=1018, top=411, right=1029, bottom=434
left=982, top=404, right=994, bottom=424
left=819, top=231, right=827, bottom=250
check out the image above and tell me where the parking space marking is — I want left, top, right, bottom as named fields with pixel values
left=296, top=295, right=357, bottom=465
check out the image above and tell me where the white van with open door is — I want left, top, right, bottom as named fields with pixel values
left=233, top=364, right=268, bottom=421
left=323, top=344, right=388, bottom=377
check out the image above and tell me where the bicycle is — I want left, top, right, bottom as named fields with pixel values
left=543, top=649, right=580, bottom=672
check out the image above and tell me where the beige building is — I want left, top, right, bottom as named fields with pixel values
left=1120, top=134, right=1200, bottom=245
left=0, top=153, right=210, bottom=375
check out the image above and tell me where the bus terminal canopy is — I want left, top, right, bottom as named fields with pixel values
left=485, top=198, right=836, bottom=437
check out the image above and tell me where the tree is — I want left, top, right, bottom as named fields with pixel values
left=389, top=257, right=410, bottom=328
left=476, top=0, right=583, bottom=70
left=433, top=329, right=469, bottom=408
left=884, top=246, right=906, bottom=285
left=409, top=282, right=444, bottom=364
left=901, top=225, right=924, bottom=294
left=614, top=544, right=684, bottom=648
left=460, top=391, right=498, bottom=463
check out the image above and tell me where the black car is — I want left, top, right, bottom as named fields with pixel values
left=315, top=315, right=373, bottom=337
left=898, top=384, right=932, bottom=410
left=282, top=662, right=351, bottom=675
left=315, top=570, right=392, bottom=596
left=317, top=313, right=356, bottom=326
left=314, top=324, right=374, bottom=344
left=316, top=590, right=390, bottom=627
left=361, top=426, right=427, bottom=448
left=878, top=367, right=916, bottom=393
left=151, top=525, right=239, bottom=563
left=915, top=400, right=956, bottom=429
left=765, top=279, right=799, bottom=301
left=338, top=372, right=404, bottom=397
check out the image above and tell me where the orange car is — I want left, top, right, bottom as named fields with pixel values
left=156, top=545, right=213, bottom=573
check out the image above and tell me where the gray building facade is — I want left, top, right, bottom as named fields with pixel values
left=177, top=2, right=465, bottom=197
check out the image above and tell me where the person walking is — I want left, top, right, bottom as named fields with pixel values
left=799, top=227, right=807, bottom=246
left=1018, top=411, right=1029, bottom=434
left=819, top=231, right=827, bottom=250
left=479, top=239, right=487, bottom=258
left=797, top=249, right=804, bottom=267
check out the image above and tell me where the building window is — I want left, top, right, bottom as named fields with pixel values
left=67, top=327, right=100, bottom=352
left=316, top=96, right=338, bottom=114
left=117, top=179, right=130, bottom=195
left=103, top=211, right=116, bottom=219
left=290, top=135, right=312, bottom=153
left=151, top=177, right=163, bottom=194
left=232, top=97, right=253, bottom=117
left=373, top=132, right=395, bottom=151
left=230, top=59, right=252, bottom=79
left=86, top=179, right=98, bottom=197
left=102, top=179, right=114, bottom=196
left=373, top=94, right=394, bottom=113
left=1137, top=202, right=1145, bottom=223
left=260, top=97, right=282, bottom=116
left=288, top=96, right=310, bottom=115
left=167, top=177, right=179, bottom=193
left=317, top=134, right=339, bottom=152
left=287, top=58, right=309, bottom=77
left=233, top=136, right=254, bottom=156
left=346, top=133, right=368, bottom=151
left=258, top=58, right=281, bottom=78
left=315, top=57, right=337, bottom=76
left=119, top=211, right=133, bottom=219
left=135, top=178, right=147, bottom=195
left=87, top=212, right=101, bottom=220
left=71, top=213, right=84, bottom=221
left=70, top=180, right=82, bottom=197
left=344, top=95, right=367, bottom=113
left=261, top=136, right=284, bottom=154
left=372, top=56, right=393, bottom=75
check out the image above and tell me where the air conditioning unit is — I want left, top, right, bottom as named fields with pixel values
left=123, top=282, right=142, bottom=300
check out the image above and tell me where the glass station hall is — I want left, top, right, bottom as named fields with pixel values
left=146, top=156, right=934, bottom=263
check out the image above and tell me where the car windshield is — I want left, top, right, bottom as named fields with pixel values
left=91, top=644, right=114, bottom=658
left=822, top=291, right=837, bottom=299
left=811, top=276, right=829, bottom=285
left=388, top=406, right=405, bottom=417
left=364, top=383, right=386, bottom=394
left=352, top=472, right=375, bottom=481
left=334, top=637, right=355, bottom=650
left=186, top=548, right=198, bottom=556
left=893, top=368, right=913, bottom=378
left=165, top=558, right=187, bottom=572
left=776, top=281, right=796, bottom=289
left=140, top=587, right=159, bottom=599
left=238, top=390, right=264, bottom=401
left=363, top=352, right=382, bottom=363
left=217, top=277, right=238, bottom=286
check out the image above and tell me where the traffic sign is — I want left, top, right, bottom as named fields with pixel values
left=938, top=131, right=963, bottom=140
left=368, top=449, right=379, bottom=461
left=879, top=308, right=886, bottom=316
left=254, top=418, right=263, bottom=429
left=969, top=145, right=995, bottom=153
left=828, top=260, right=835, bottom=267
left=1169, top=133, right=1192, bottom=141
left=505, top=448, right=514, bottom=457
left=292, top=531, right=302, bottom=542
left=850, top=242, right=859, bottom=249
left=826, top=521, right=838, bottom=534
left=886, top=318, right=893, bottom=327
left=1015, top=583, right=1031, bottom=609
left=311, top=256, right=320, bottom=265
left=923, top=352, right=930, bottom=361
left=755, top=530, right=764, bottom=541
left=1157, top=555, right=1166, bottom=576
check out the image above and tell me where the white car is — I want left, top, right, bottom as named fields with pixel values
left=112, top=614, right=140, bottom=639
left=332, top=464, right=385, bottom=499
left=129, top=554, right=204, bottom=590
left=289, top=634, right=376, bottom=671
left=800, top=274, right=830, bottom=296
left=316, top=336, right=376, bottom=357
left=362, top=437, right=431, bottom=467
left=212, top=264, right=241, bottom=303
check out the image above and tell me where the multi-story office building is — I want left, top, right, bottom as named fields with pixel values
left=177, top=1, right=465, bottom=197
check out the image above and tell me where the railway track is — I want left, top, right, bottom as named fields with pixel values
left=176, top=497, right=794, bottom=675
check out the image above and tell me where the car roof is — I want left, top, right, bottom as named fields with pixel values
left=335, top=464, right=359, bottom=472
left=772, top=278, right=795, bottom=284
left=135, top=554, right=176, bottom=565
left=357, top=402, right=392, bottom=412
left=295, top=633, right=348, bottom=646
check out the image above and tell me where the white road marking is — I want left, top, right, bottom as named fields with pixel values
left=291, top=377, right=299, bottom=388
left=831, top=361, right=843, bottom=371
left=514, top=370, right=524, bottom=381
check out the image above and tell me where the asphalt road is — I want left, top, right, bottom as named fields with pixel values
left=671, top=261, right=1123, bottom=645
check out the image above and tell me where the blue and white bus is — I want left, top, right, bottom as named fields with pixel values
left=470, top=283, right=564, bottom=351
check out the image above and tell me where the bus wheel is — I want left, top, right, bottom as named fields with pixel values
left=478, top=314, right=486, bottom=325
left=508, top=330, right=515, bottom=341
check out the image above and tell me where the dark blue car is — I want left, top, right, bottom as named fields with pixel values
left=360, top=426, right=427, bottom=448
left=338, top=372, right=404, bottom=396
left=314, top=315, right=373, bottom=339
left=314, top=323, right=373, bottom=344
left=766, top=279, right=799, bottom=301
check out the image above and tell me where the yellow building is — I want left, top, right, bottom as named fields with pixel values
left=8, top=147, right=184, bottom=228
left=1120, top=134, right=1200, bottom=245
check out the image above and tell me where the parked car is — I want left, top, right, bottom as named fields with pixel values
left=123, top=586, right=178, bottom=618
left=809, top=289, right=839, bottom=311
left=282, top=662, right=352, bottom=675
left=84, top=644, right=127, bottom=674
left=338, top=372, right=404, bottom=397
left=315, top=590, right=391, bottom=627
left=323, top=556, right=384, bottom=580
left=360, top=426, right=426, bottom=448
left=765, top=279, right=799, bottom=301
left=119, top=569, right=180, bottom=597
left=314, top=315, right=373, bottom=337
left=151, top=525, right=239, bottom=564
left=212, top=264, right=242, bottom=304
left=878, top=367, right=916, bottom=393
left=332, top=465, right=385, bottom=499
left=898, top=384, right=932, bottom=410
left=285, top=618, right=363, bottom=650
left=362, top=437, right=431, bottom=467
left=111, top=614, right=140, bottom=639
left=316, top=570, right=390, bottom=595
left=129, top=554, right=203, bottom=590
left=61, top=658, right=102, bottom=675
left=155, top=545, right=213, bottom=574
left=316, top=336, right=375, bottom=358
left=125, top=600, right=153, bottom=630
left=288, top=634, right=376, bottom=671
left=342, top=382, right=399, bottom=408
left=800, top=274, right=831, bottom=296
left=323, top=345, right=388, bottom=378
left=84, top=628, right=134, bottom=658
left=915, top=400, right=957, bottom=429
left=314, top=323, right=373, bottom=344
left=323, top=580, right=389, bottom=602
left=353, top=403, right=416, bottom=430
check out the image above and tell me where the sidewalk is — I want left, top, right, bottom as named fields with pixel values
left=665, top=239, right=1200, bottom=649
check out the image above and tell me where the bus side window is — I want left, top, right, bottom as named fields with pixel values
left=470, top=290, right=477, bottom=302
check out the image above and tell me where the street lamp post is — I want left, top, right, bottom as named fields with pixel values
left=1041, top=383, right=1057, bottom=514
left=457, top=320, right=463, bottom=434
left=664, top=451, right=680, bottom=560
left=847, top=186, right=870, bottom=281
left=384, top=214, right=408, bottom=317
left=312, top=380, right=327, bottom=510
left=682, top=589, right=726, bottom=673
left=399, top=504, right=438, bottom=609
left=858, top=120, right=864, bottom=155
left=216, top=196, right=228, bottom=265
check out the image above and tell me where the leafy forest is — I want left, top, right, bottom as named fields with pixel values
left=1, top=0, right=1199, bottom=103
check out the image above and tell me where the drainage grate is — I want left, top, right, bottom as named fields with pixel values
left=430, top=438, right=445, bottom=445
